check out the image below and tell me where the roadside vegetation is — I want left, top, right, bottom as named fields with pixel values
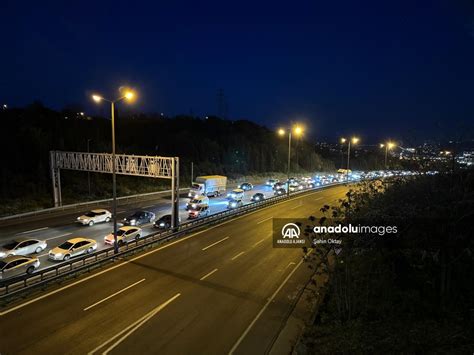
left=0, top=102, right=334, bottom=216
left=300, top=172, right=474, bottom=353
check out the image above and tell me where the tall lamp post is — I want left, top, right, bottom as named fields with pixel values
left=92, top=89, right=135, bottom=254
left=87, top=139, right=92, bottom=196
left=340, top=137, right=359, bottom=178
left=278, top=125, right=303, bottom=196
left=380, top=142, right=395, bottom=170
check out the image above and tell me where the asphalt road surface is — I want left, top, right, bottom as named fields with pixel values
left=0, top=184, right=290, bottom=273
left=0, top=184, right=349, bottom=355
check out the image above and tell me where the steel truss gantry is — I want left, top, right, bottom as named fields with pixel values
left=50, top=151, right=180, bottom=229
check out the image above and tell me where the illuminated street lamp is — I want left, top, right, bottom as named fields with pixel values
left=380, top=141, right=395, bottom=169
left=340, top=137, right=359, bottom=176
left=278, top=125, right=303, bottom=196
left=91, top=88, right=136, bottom=254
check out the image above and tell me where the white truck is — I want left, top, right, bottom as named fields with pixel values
left=188, top=175, right=227, bottom=198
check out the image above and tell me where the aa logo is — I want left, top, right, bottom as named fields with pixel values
left=281, top=223, right=300, bottom=239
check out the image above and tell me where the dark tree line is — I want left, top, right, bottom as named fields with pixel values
left=0, top=103, right=333, bottom=214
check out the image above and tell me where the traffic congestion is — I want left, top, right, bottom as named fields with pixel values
left=0, top=170, right=425, bottom=280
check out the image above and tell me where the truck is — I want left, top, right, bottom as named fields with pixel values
left=188, top=175, right=227, bottom=198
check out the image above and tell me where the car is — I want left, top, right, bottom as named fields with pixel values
left=289, top=182, right=301, bottom=192
left=154, top=214, right=182, bottom=229
left=251, top=193, right=265, bottom=202
left=104, top=226, right=142, bottom=246
left=265, top=179, right=279, bottom=186
left=188, top=204, right=210, bottom=219
left=227, top=199, right=243, bottom=209
left=49, top=238, right=97, bottom=261
left=0, top=239, right=47, bottom=258
left=273, top=182, right=285, bottom=190
left=304, top=181, right=316, bottom=188
left=238, top=182, right=253, bottom=191
left=77, top=209, right=112, bottom=226
left=227, top=188, right=245, bottom=200
left=185, top=196, right=210, bottom=210
left=0, top=256, right=40, bottom=280
left=274, top=188, right=287, bottom=196
left=123, top=211, right=156, bottom=226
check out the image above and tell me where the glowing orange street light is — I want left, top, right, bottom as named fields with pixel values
left=278, top=124, right=304, bottom=195
left=91, top=88, right=137, bottom=254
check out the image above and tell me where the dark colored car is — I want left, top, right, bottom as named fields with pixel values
left=273, top=182, right=284, bottom=190
left=274, top=188, right=287, bottom=196
left=123, top=211, right=156, bottom=226
left=238, top=182, right=253, bottom=191
left=251, top=193, right=265, bottom=202
left=154, top=214, right=182, bottom=229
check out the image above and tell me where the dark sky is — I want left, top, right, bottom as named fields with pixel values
left=1, top=0, right=474, bottom=142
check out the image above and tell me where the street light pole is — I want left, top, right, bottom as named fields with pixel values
left=110, top=101, right=118, bottom=254
left=380, top=142, right=394, bottom=170
left=92, top=90, right=135, bottom=255
left=87, top=139, right=92, bottom=196
left=287, top=131, right=291, bottom=196
left=341, top=137, right=359, bottom=180
left=347, top=140, right=351, bottom=171
left=278, top=125, right=302, bottom=196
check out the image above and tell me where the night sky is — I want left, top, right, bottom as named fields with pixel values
left=1, top=0, right=474, bottom=142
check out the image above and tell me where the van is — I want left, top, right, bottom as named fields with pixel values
left=186, top=195, right=210, bottom=210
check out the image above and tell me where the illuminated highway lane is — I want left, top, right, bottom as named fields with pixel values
left=0, top=184, right=349, bottom=355
left=0, top=184, right=282, bottom=274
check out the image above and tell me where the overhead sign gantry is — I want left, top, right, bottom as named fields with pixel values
left=50, top=151, right=180, bottom=228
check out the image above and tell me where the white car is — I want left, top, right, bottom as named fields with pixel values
left=77, top=209, right=112, bottom=226
left=0, top=256, right=40, bottom=280
left=104, top=226, right=142, bottom=246
left=49, top=238, right=97, bottom=261
left=0, top=239, right=47, bottom=258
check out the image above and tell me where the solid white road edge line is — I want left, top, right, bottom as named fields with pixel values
left=199, top=268, right=219, bottom=281
left=201, top=236, right=229, bottom=251
left=83, top=279, right=146, bottom=311
left=256, top=216, right=273, bottom=224
left=87, top=293, right=181, bottom=355
left=228, top=254, right=309, bottom=355
left=0, top=186, right=343, bottom=316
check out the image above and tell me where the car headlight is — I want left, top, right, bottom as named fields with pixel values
left=231, top=202, right=237, bottom=207
left=159, top=222, right=165, bottom=227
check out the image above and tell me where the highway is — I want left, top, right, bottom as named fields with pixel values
left=0, top=183, right=285, bottom=274
left=0, top=184, right=349, bottom=355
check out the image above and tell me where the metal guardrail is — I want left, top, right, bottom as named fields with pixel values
left=0, top=182, right=345, bottom=300
left=0, top=176, right=269, bottom=222
left=0, top=188, right=190, bottom=222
